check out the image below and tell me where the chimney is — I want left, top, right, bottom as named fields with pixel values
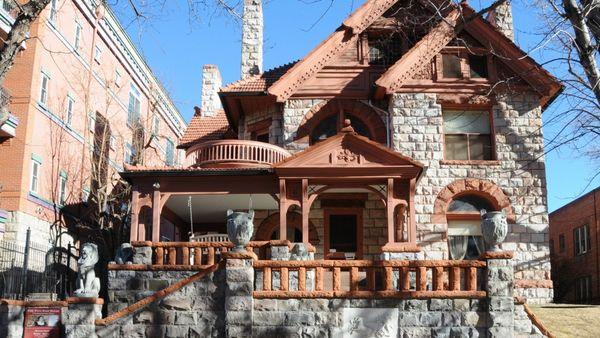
left=488, top=1, right=515, bottom=41
left=200, top=65, right=223, bottom=117
left=241, top=0, right=263, bottom=79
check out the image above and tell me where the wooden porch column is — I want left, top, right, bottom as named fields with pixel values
left=279, top=179, right=287, bottom=241
left=301, top=179, right=309, bottom=244
left=409, top=177, right=417, bottom=243
left=152, top=184, right=161, bottom=242
left=129, top=188, right=140, bottom=242
left=386, top=178, right=395, bottom=244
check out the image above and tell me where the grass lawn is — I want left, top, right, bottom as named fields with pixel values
left=529, top=304, right=600, bottom=338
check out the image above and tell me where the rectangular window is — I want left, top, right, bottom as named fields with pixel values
left=81, top=187, right=90, bottom=203
left=165, top=139, right=174, bottom=166
left=74, top=22, right=82, bottom=51
left=469, top=55, right=488, bottom=78
left=49, top=0, right=58, bottom=22
left=443, top=110, right=493, bottom=161
left=94, top=46, right=102, bottom=63
left=575, top=276, right=591, bottom=302
left=89, top=111, right=96, bottom=133
left=30, top=158, right=41, bottom=193
left=442, top=53, right=462, bottom=78
left=40, top=72, right=50, bottom=105
left=127, top=85, right=141, bottom=126
left=153, top=115, right=160, bottom=135
left=124, top=143, right=135, bottom=164
left=58, top=172, right=67, bottom=205
left=109, top=135, right=116, bottom=150
left=368, top=34, right=402, bottom=66
left=574, top=224, right=590, bottom=255
left=559, top=234, right=565, bottom=253
left=66, top=95, right=74, bottom=125
left=115, top=69, right=121, bottom=87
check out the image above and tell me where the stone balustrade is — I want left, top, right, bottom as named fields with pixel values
left=187, top=139, right=291, bottom=168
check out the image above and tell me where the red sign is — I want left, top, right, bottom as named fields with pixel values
left=23, top=307, right=61, bottom=338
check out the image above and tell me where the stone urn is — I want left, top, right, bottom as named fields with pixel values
left=226, top=209, right=254, bottom=252
left=480, top=209, right=508, bottom=252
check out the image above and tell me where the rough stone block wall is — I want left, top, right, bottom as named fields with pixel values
left=282, top=99, right=325, bottom=151
left=388, top=93, right=551, bottom=303
left=99, top=269, right=226, bottom=337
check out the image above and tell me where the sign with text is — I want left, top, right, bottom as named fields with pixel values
left=23, top=307, right=61, bottom=338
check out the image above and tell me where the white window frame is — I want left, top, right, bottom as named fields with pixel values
left=30, top=159, right=41, bottom=193
left=115, top=69, right=122, bottom=87
left=89, top=111, right=96, bottom=133
left=165, top=138, right=174, bottom=166
left=94, top=45, right=102, bottom=63
left=109, top=135, right=116, bottom=150
left=49, top=0, right=58, bottom=23
left=74, top=21, right=82, bottom=52
left=66, top=95, right=74, bottom=125
left=574, top=224, right=590, bottom=255
left=58, top=173, right=67, bottom=205
left=153, top=115, right=160, bottom=135
left=81, top=187, right=90, bottom=203
left=127, top=84, right=141, bottom=127
left=40, top=72, right=50, bottom=105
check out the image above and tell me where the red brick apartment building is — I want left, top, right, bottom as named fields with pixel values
left=549, top=187, right=600, bottom=303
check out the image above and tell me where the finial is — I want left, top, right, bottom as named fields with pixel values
left=340, top=119, right=354, bottom=133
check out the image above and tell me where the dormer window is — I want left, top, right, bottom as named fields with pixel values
left=367, top=33, right=402, bottom=66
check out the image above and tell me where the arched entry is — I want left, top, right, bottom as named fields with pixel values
left=255, top=212, right=319, bottom=243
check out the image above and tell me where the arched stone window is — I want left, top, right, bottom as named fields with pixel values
left=447, top=195, right=494, bottom=260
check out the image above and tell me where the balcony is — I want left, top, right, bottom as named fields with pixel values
left=188, top=140, right=291, bottom=168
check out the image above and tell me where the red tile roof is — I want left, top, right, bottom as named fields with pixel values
left=178, top=108, right=233, bottom=149
left=220, top=62, right=298, bottom=93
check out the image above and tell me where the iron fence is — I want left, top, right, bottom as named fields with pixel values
left=0, top=228, right=78, bottom=300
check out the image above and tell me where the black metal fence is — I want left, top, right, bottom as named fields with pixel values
left=0, top=228, right=78, bottom=300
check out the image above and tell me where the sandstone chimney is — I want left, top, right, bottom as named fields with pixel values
left=488, top=1, right=515, bottom=41
left=241, top=0, right=263, bottom=79
left=200, top=65, right=223, bottom=117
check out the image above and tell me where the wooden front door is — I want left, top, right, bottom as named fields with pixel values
left=324, top=208, right=363, bottom=259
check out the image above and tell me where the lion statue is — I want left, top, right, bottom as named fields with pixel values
left=226, top=209, right=254, bottom=252
left=290, top=243, right=310, bottom=261
left=74, top=242, right=101, bottom=298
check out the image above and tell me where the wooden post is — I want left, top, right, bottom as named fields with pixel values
left=299, top=267, right=306, bottom=291
left=130, top=188, right=140, bottom=242
left=152, top=185, right=161, bottom=243
left=263, top=267, right=272, bottom=291
left=386, top=178, right=395, bottom=244
left=315, top=267, right=324, bottom=291
left=301, top=178, right=309, bottom=244
left=279, top=179, right=287, bottom=241
left=333, top=267, right=341, bottom=291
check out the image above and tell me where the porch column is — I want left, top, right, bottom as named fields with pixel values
left=279, top=179, right=287, bottom=241
left=301, top=178, right=309, bottom=244
left=129, top=188, right=140, bottom=242
left=152, top=183, right=161, bottom=242
left=386, top=178, right=395, bottom=244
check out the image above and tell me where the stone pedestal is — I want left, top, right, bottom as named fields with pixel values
left=63, top=298, right=103, bottom=338
left=223, top=252, right=255, bottom=338
left=132, top=243, right=153, bottom=265
left=482, top=252, right=514, bottom=338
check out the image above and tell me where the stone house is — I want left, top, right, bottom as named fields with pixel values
left=25, top=0, right=561, bottom=337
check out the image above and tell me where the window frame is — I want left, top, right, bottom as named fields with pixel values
left=435, top=47, right=494, bottom=82
left=94, top=45, right=102, bottom=64
left=127, top=84, right=142, bottom=127
left=39, top=72, right=50, bottom=105
left=49, top=0, right=58, bottom=23
left=115, top=69, right=122, bottom=87
left=74, top=21, right=82, bottom=52
left=65, top=95, right=74, bottom=125
left=559, top=234, right=566, bottom=253
left=442, top=106, right=496, bottom=162
left=574, top=224, right=590, bottom=256
left=58, top=171, right=68, bottom=205
left=165, top=138, right=175, bottom=166
left=575, top=276, right=592, bottom=302
left=30, top=155, right=42, bottom=194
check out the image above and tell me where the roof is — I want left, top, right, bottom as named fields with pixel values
left=549, top=186, right=600, bottom=217
left=220, top=62, right=298, bottom=93
left=121, top=164, right=273, bottom=178
left=178, top=108, right=233, bottom=149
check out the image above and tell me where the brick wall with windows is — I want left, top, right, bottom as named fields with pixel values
left=549, top=187, right=600, bottom=303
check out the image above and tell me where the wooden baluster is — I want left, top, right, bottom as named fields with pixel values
left=280, top=268, right=289, bottom=291
left=400, top=267, right=410, bottom=291
left=181, top=247, right=189, bottom=265
left=450, top=267, right=461, bottom=291
left=333, top=267, right=341, bottom=292
left=433, top=267, right=444, bottom=291
left=416, top=266, right=427, bottom=291
left=315, top=267, right=324, bottom=291
left=384, top=267, right=394, bottom=291
left=193, top=248, right=201, bottom=266
left=263, top=267, right=272, bottom=291
left=366, top=267, right=375, bottom=291
left=207, top=247, right=215, bottom=265
left=155, top=247, right=163, bottom=265
left=299, top=267, right=306, bottom=291
left=466, top=267, right=477, bottom=291
left=350, top=267, right=359, bottom=292
left=168, top=247, right=176, bottom=265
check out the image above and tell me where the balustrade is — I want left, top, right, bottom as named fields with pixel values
left=187, top=140, right=291, bottom=168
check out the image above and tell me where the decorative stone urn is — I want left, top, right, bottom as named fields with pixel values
left=480, top=209, right=508, bottom=252
left=226, top=209, right=254, bottom=252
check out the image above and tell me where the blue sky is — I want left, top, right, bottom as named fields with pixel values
left=112, top=0, right=600, bottom=212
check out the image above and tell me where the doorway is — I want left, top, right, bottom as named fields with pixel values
left=324, top=208, right=363, bottom=259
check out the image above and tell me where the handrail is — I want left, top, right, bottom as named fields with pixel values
left=253, top=259, right=486, bottom=299
left=186, top=139, right=291, bottom=168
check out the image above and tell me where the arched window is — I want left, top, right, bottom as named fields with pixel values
left=447, top=195, right=493, bottom=260
left=309, top=113, right=373, bottom=144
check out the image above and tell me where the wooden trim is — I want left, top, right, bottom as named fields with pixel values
left=324, top=207, right=364, bottom=259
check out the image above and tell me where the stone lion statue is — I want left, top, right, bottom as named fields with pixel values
left=115, top=243, right=133, bottom=264
left=290, top=243, right=310, bottom=261
left=74, top=242, right=101, bottom=298
left=226, top=209, right=254, bottom=252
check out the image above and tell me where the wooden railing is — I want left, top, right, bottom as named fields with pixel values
left=253, top=259, right=487, bottom=299
left=187, top=140, right=291, bottom=168
left=131, top=241, right=273, bottom=266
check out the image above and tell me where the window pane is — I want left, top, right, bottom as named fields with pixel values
left=443, top=110, right=491, bottom=134
left=448, top=195, right=493, bottom=212
left=445, top=134, right=468, bottom=160
left=469, top=135, right=493, bottom=160
left=469, top=55, right=488, bottom=78
left=442, top=54, right=462, bottom=78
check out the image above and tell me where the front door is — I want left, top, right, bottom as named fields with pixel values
left=324, top=208, right=363, bottom=259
